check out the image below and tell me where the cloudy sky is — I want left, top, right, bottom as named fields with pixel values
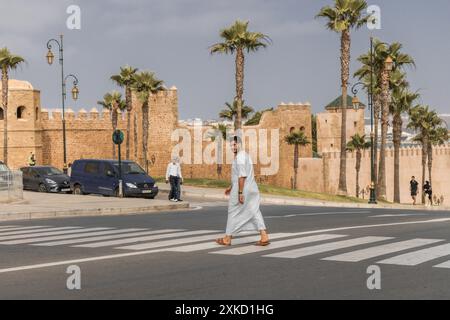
left=1, top=0, right=449, bottom=120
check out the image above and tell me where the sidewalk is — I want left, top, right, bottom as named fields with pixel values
left=160, top=184, right=450, bottom=212
left=0, top=191, right=189, bottom=221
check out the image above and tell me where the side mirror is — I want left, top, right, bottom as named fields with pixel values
left=106, top=170, right=115, bottom=177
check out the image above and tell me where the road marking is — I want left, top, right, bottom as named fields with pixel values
left=369, top=214, right=426, bottom=218
left=117, top=232, right=225, bottom=251
left=0, top=226, right=77, bottom=236
left=265, top=211, right=372, bottom=218
left=34, top=229, right=184, bottom=247
left=167, top=233, right=295, bottom=253
left=75, top=230, right=219, bottom=248
left=0, top=228, right=111, bottom=243
left=2, top=218, right=450, bottom=274
left=0, top=226, right=48, bottom=232
left=432, top=260, right=450, bottom=269
left=264, top=237, right=392, bottom=259
left=323, top=239, right=443, bottom=262
left=378, top=244, right=450, bottom=266
left=211, top=234, right=348, bottom=256
left=0, top=226, right=20, bottom=231
left=0, top=228, right=145, bottom=245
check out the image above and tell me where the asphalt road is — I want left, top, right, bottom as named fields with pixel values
left=1, top=197, right=450, bottom=300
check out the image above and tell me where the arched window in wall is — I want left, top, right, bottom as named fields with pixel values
left=17, top=106, right=26, bottom=119
left=0, top=107, right=4, bottom=120
left=36, top=107, right=39, bottom=120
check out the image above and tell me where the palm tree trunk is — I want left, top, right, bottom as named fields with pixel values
left=134, top=112, right=138, bottom=161
left=293, top=144, right=299, bottom=190
left=421, top=136, right=428, bottom=205
left=393, top=114, right=402, bottom=203
left=125, top=86, right=132, bottom=160
left=142, top=100, right=149, bottom=173
left=235, top=48, right=245, bottom=131
left=1, top=67, right=8, bottom=166
left=356, top=150, right=361, bottom=198
left=112, top=108, right=118, bottom=158
left=338, top=29, right=351, bottom=195
left=378, top=68, right=390, bottom=201
left=428, top=143, right=433, bottom=189
left=373, top=94, right=381, bottom=185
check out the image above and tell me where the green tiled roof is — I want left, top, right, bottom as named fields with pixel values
left=325, top=95, right=366, bottom=110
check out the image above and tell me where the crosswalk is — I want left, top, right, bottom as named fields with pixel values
left=2, top=224, right=450, bottom=270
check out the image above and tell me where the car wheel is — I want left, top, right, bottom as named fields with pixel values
left=73, top=185, right=84, bottom=195
left=38, top=184, right=48, bottom=193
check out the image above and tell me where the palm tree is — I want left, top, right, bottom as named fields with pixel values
left=389, top=74, right=419, bottom=203
left=284, top=131, right=311, bottom=190
left=0, top=48, right=25, bottom=166
left=346, top=134, right=371, bottom=198
left=208, top=124, right=229, bottom=177
left=111, top=66, right=138, bottom=160
left=210, top=20, right=271, bottom=131
left=97, top=91, right=126, bottom=158
left=245, top=108, right=273, bottom=126
left=317, top=0, right=369, bottom=195
left=408, top=106, right=441, bottom=204
left=375, top=41, right=415, bottom=201
left=427, top=126, right=448, bottom=189
left=354, top=53, right=382, bottom=185
left=131, top=71, right=165, bottom=172
left=219, top=100, right=254, bottom=127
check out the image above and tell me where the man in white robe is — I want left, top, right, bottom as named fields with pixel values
left=216, top=136, right=270, bottom=246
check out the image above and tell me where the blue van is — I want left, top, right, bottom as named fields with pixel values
left=70, top=159, right=159, bottom=199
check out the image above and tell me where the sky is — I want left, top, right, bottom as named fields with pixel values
left=1, top=0, right=449, bottom=120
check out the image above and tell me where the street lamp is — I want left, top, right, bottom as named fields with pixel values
left=46, top=35, right=80, bottom=174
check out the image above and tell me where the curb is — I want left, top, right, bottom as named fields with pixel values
left=162, top=187, right=450, bottom=212
left=0, top=202, right=190, bottom=222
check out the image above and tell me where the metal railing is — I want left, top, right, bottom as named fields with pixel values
left=0, top=171, right=23, bottom=203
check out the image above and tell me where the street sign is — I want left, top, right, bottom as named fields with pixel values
left=113, top=130, right=124, bottom=145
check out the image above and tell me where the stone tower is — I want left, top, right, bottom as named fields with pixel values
left=0, top=80, right=41, bottom=168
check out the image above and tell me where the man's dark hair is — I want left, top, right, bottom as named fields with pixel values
left=232, top=135, right=242, bottom=145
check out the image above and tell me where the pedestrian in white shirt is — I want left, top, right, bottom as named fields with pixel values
left=166, top=157, right=183, bottom=202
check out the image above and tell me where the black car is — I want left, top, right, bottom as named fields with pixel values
left=20, top=166, right=71, bottom=193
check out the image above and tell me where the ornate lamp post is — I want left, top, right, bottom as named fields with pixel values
left=46, top=35, right=80, bottom=173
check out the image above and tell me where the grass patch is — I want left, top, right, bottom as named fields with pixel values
left=156, top=177, right=370, bottom=203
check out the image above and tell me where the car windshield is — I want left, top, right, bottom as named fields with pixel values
left=0, top=164, right=9, bottom=172
left=36, top=167, right=64, bottom=176
left=113, top=162, right=146, bottom=175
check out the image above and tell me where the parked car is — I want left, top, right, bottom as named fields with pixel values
left=0, top=161, right=11, bottom=191
left=20, top=166, right=71, bottom=193
left=69, top=159, right=159, bottom=199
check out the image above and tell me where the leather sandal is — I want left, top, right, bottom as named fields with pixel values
left=255, top=240, right=270, bottom=247
left=216, top=238, right=231, bottom=246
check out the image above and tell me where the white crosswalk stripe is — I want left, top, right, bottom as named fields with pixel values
left=0, top=228, right=111, bottom=243
left=167, top=233, right=296, bottom=253
left=0, top=228, right=146, bottom=245
left=211, top=234, right=348, bottom=256
left=0, top=227, right=81, bottom=237
left=323, top=239, right=443, bottom=262
left=0, top=226, right=20, bottom=231
left=263, top=236, right=392, bottom=259
left=33, top=229, right=184, bottom=247
left=0, top=226, right=49, bottom=232
left=378, top=244, right=450, bottom=266
left=117, top=232, right=225, bottom=251
left=75, top=230, right=219, bottom=248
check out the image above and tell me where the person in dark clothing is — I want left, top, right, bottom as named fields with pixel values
left=423, top=181, right=433, bottom=206
left=410, top=176, right=419, bottom=205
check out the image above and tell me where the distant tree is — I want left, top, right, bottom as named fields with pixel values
left=284, top=131, right=310, bottom=190
left=346, top=134, right=371, bottom=198
left=219, top=101, right=254, bottom=127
